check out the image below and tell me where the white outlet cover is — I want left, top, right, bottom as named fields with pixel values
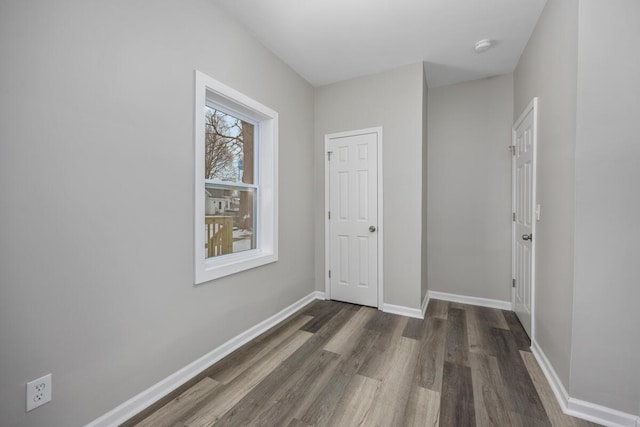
left=26, top=373, right=52, bottom=412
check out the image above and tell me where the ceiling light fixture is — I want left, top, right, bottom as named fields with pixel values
left=474, top=39, right=493, bottom=53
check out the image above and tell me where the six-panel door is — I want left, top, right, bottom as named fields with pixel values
left=328, top=132, right=378, bottom=307
left=514, top=109, right=535, bottom=338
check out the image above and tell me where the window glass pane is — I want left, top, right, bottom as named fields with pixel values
left=204, top=107, right=254, bottom=184
left=204, top=184, right=257, bottom=259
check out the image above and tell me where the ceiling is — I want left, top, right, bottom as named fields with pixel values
left=213, top=0, right=547, bottom=88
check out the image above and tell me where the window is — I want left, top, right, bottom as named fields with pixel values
left=204, top=108, right=257, bottom=256
left=194, top=71, right=278, bottom=284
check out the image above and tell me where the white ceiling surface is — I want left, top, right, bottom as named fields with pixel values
left=214, top=0, right=546, bottom=88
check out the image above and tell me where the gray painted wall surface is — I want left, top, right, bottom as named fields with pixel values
left=571, top=0, right=640, bottom=415
left=314, top=63, right=424, bottom=309
left=427, top=74, right=513, bottom=302
left=0, top=1, right=315, bottom=426
left=421, top=64, right=429, bottom=303
left=513, top=0, right=579, bottom=389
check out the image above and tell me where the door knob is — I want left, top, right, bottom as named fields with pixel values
left=522, top=233, right=532, bottom=241
left=369, top=226, right=376, bottom=232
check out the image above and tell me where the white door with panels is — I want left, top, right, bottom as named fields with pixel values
left=512, top=98, right=538, bottom=338
left=325, top=129, right=381, bottom=308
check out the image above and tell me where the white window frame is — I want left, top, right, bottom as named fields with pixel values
left=194, top=70, right=278, bottom=284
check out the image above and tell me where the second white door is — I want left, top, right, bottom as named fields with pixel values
left=512, top=98, right=538, bottom=338
left=326, top=129, right=379, bottom=307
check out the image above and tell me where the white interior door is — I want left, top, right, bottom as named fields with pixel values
left=326, top=129, right=379, bottom=307
left=512, top=98, right=538, bottom=338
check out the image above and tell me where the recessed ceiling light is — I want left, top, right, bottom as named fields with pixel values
left=474, top=39, right=493, bottom=53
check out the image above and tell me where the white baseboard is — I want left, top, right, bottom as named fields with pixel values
left=86, top=291, right=325, bottom=427
left=427, top=290, right=512, bottom=311
left=566, top=398, right=639, bottom=427
left=530, top=340, right=571, bottom=410
left=421, top=293, right=430, bottom=318
left=531, top=340, right=639, bottom=427
left=381, top=303, right=424, bottom=319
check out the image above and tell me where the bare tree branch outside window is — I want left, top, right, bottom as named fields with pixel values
left=204, top=108, right=246, bottom=181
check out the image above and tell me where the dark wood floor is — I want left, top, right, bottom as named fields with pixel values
left=122, top=299, right=600, bottom=427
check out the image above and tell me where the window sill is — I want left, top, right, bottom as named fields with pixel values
left=195, top=250, right=278, bottom=284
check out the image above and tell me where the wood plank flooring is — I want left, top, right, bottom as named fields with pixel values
left=122, top=300, right=601, bottom=427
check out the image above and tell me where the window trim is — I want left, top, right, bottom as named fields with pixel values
left=194, top=70, right=278, bottom=284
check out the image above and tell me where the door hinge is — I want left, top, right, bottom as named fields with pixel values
left=327, top=151, right=333, bottom=161
left=509, top=145, right=516, bottom=155
left=328, top=270, right=331, bottom=278
left=512, top=278, right=516, bottom=287
left=512, top=212, right=516, bottom=222
left=328, top=211, right=331, bottom=220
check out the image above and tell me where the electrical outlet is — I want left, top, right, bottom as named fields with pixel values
left=26, top=374, right=52, bottom=412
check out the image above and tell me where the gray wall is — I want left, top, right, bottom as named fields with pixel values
left=513, top=0, right=579, bottom=388
left=427, top=74, right=513, bottom=302
left=420, top=64, right=429, bottom=303
left=314, top=63, right=425, bottom=309
left=515, top=0, right=639, bottom=416
left=571, top=0, right=640, bottom=415
left=0, top=1, right=315, bottom=426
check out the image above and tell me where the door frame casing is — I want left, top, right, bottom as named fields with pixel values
left=324, top=127, right=384, bottom=309
left=511, top=97, right=538, bottom=340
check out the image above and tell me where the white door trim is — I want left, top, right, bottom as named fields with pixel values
left=324, top=127, right=384, bottom=309
left=512, top=97, right=538, bottom=340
